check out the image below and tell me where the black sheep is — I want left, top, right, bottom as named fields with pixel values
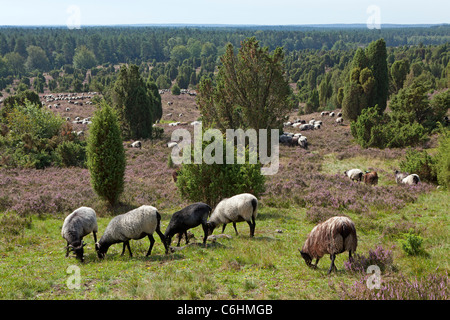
left=164, top=202, right=212, bottom=247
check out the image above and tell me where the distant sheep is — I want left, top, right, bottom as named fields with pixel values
left=207, top=193, right=258, bottom=237
left=402, top=174, right=420, bottom=185
left=394, top=170, right=409, bottom=184
left=61, top=207, right=98, bottom=262
left=130, top=141, right=142, bottom=149
left=363, top=171, right=378, bottom=185
left=344, top=169, right=364, bottom=182
left=164, top=203, right=212, bottom=247
left=335, top=117, right=344, bottom=124
left=329, top=112, right=335, bottom=117
left=95, top=205, right=168, bottom=259
left=298, top=135, right=308, bottom=149
left=299, top=216, right=357, bottom=274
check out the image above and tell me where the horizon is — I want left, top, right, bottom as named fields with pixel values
left=0, top=1, right=449, bottom=27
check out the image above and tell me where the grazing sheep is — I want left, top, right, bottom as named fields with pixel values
left=402, top=174, right=420, bottom=185
left=298, top=135, right=308, bottom=149
left=363, top=171, right=378, bottom=185
left=344, top=169, right=364, bottom=182
left=335, top=117, right=344, bottom=124
left=207, top=193, right=258, bottom=237
left=337, top=112, right=342, bottom=117
left=329, top=112, right=335, bottom=117
left=299, top=124, right=314, bottom=131
left=61, top=207, right=98, bottom=262
left=394, top=170, right=409, bottom=184
left=95, top=205, right=168, bottom=259
left=321, top=111, right=329, bottom=117
left=130, top=140, right=142, bottom=149
left=164, top=203, right=212, bottom=247
left=299, top=216, right=357, bottom=274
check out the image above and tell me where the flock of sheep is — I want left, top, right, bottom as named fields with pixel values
left=61, top=191, right=360, bottom=275
left=344, top=168, right=421, bottom=186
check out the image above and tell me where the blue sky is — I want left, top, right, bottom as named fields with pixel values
left=0, top=0, right=448, bottom=26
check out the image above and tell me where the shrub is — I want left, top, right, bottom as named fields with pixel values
left=55, top=140, right=87, bottom=168
left=399, top=229, right=424, bottom=256
left=435, top=125, right=450, bottom=188
left=339, top=270, right=449, bottom=300
left=399, top=148, right=437, bottom=183
left=171, top=83, right=181, bottom=95
left=344, top=245, right=396, bottom=273
left=176, top=137, right=265, bottom=208
left=86, top=101, right=126, bottom=206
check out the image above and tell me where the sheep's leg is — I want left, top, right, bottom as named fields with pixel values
left=176, top=233, right=182, bottom=247
left=126, top=241, right=133, bottom=257
left=65, top=242, right=70, bottom=257
left=93, top=231, right=97, bottom=244
left=232, top=222, right=238, bottom=236
left=222, top=224, right=227, bottom=233
left=349, top=250, right=353, bottom=262
left=155, top=228, right=169, bottom=254
left=328, top=254, right=336, bottom=274
left=184, top=231, right=189, bottom=245
left=146, top=234, right=155, bottom=256
left=201, top=223, right=208, bottom=246
left=121, top=242, right=127, bottom=256
left=248, top=216, right=256, bottom=237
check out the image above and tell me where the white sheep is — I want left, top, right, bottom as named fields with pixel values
left=344, top=169, right=364, bottom=182
left=299, top=216, right=357, bottom=274
left=95, top=205, right=168, bottom=259
left=61, top=207, right=98, bottom=262
left=401, top=174, right=420, bottom=185
left=131, top=141, right=142, bottom=148
left=207, top=193, right=258, bottom=237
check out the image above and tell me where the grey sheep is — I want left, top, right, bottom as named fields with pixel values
left=299, top=216, right=357, bottom=274
left=95, top=205, right=168, bottom=259
left=207, top=193, right=258, bottom=237
left=61, top=207, right=98, bottom=262
left=164, top=202, right=212, bottom=247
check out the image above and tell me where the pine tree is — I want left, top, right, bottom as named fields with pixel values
left=86, top=101, right=126, bottom=206
left=110, top=64, right=157, bottom=140
left=366, top=38, right=389, bottom=113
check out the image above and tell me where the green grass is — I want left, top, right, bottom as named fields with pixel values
left=1, top=188, right=448, bottom=299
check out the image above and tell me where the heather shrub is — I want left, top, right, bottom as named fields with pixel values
left=399, top=229, right=424, bottom=256
left=339, top=270, right=449, bottom=300
left=344, top=245, right=396, bottom=273
left=399, top=148, right=437, bottom=183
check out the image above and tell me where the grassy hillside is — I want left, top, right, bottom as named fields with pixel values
left=0, top=91, right=448, bottom=300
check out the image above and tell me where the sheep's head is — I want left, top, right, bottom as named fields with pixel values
left=95, top=242, right=106, bottom=259
left=206, top=222, right=216, bottom=236
left=298, top=249, right=313, bottom=268
left=67, top=241, right=86, bottom=262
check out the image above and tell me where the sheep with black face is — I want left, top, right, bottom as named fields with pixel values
left=95, top=205, right=168, bottom=259
left=61, top=207, right=98, bottom=262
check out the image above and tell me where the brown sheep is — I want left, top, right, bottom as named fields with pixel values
left=299, top=216, right=357, bottom=274
left=363, top=171, right=378, bottom=185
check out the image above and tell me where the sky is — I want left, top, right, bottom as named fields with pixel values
left=0, top=0, right=449, bottom=26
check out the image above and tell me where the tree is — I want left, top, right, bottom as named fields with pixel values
left=197, top=37, right=292, bottom=133
left=391, top=59, right=410, bottom=93
left=110, top=64, right=157, bottom=140
left=365, top=38, right=389, bottom=113
left=176, top=138, right=265, bottom=208
left=86, top=101, right=126, bottom=206
left=25, top=45, right=50, bottom=72
left=156, top=74, right=171, bottom=89
left=73, top=45, right=97, bottom=70
left=342, top=80, right=366, bottom=121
